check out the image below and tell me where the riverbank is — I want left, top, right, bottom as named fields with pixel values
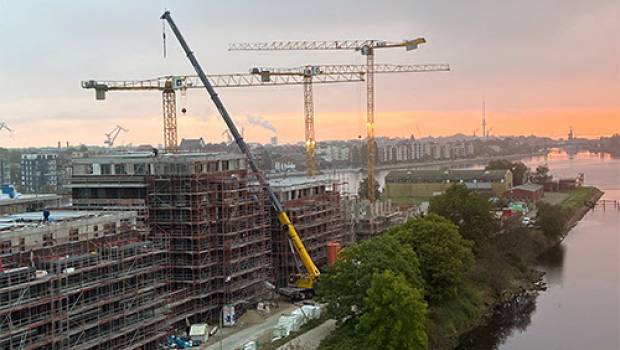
left=450, top=186, right=603, bottom=350
left=314, top=186, right=603, bottom=350
left=267, top=151, right=548, bottom=179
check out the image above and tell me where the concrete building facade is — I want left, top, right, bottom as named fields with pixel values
left=20, top=154, right=58, bottom=193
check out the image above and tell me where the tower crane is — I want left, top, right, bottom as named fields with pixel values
left=161, top=11, right=318, bottom=298
left=230, top=38, right=434, bottom=202
left=83, top=70, right=363, bottom=155
left=253, top=64, right=449, bottom=175
left=104, top=125, right=128, bottom=147
left=0, top=122, right=13, bottom=133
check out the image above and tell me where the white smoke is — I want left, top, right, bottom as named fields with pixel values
left=245, top=114, right=276, bottom=134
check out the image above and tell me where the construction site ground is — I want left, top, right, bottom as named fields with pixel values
left=275, top=319, right=336, bottom=350
left=203, top=302, right=297, bottom=350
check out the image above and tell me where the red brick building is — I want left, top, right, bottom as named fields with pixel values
left=504, top=183, right=545, bottom=203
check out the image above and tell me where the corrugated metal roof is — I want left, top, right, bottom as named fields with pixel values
left=509, top=183, right=544, bottom=192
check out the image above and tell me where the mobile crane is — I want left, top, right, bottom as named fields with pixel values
left=104, top=125, right=128, bottom=147
left=161, top=11, right=320, bottom=299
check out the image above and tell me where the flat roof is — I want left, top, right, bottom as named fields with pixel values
left=264, top=175, right=333, bottom=190
left=386, top=169, right=510, bottom=183
left=73, top=152, right=244, bottom=164
left=0, top=210, right=135, bottom=232
left=0, top=194, right=61, bottom=207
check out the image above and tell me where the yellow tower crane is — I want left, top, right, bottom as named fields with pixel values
left=82, top=70, right=363, bottom=155
left=253, top=64, right=450, bottom=176
left=230, top=39, right=441, bottom=202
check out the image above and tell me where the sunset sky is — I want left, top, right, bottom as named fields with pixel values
left=0, top=0, right=618, bottom=148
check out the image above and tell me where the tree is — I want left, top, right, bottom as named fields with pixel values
left=358, top=176, right=381, bottom=200
left=390, top=214, right=474, bottom=302
left=357, top=270, right=428, bottom=350
left=536, top=202, right=567, bottom=239
left=486, top=159, right=529, bottom=185
left=315, top=235, right=424, bottom=322
left=429, top=184, right=496, bottom=249
left=534, top=164, right=551, bottom=181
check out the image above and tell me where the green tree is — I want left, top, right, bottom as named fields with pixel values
left=486, top=159, right=529, bottom=185
left=535, top=164, right=551, bottom=180
left=357, top=270, right=428, bottom=350
left=536, top=202, right=567, bottom=239
left=429, top=184, right=496, bottom=249
left=315, top=235, right=424, bottom=321
left=390, top=214, right=474, bottom=302
left=358, top=176, right=381, bottom=200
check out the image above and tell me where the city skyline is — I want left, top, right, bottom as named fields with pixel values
left=1, top=0, right=618, bottom=148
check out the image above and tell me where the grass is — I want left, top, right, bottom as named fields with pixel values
left=559, top=186, right=598, bottom=213
left=389, top=196, right=431, bottom=205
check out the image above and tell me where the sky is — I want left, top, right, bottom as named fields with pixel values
left=0, top=0, right=618, bottom=148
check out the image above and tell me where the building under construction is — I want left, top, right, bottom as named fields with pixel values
left=351, top=199, right=416, bottom=241
left=70, top=153, right=272, bottom=327
left=269, top=177, right=353, bottom=287
left=0, top=210, right=169, bottom=350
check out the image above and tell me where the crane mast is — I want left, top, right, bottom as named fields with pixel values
left=161, top=11, right=320, bottom=289
left=250, top=64, right=449, bottom=175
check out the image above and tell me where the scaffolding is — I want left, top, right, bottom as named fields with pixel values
left=272, top=190, right=352, bottom=287
left=147, top=168, right=271, bottom=328
left=0, top=217, right=168, bottom=350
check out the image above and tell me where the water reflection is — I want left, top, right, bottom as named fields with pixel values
left=536, top=245, right=565, bottom=287
left=456, top=292, right=538, bottom=350
left=456, top=151, right=620, bottom=350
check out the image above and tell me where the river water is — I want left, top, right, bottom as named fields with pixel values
left=457, top=150, right=620, bottom=350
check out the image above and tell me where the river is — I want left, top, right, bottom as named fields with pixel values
left=456, top=150, right=620, bottom=350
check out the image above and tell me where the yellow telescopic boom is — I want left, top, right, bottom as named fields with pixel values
left=161, top=11, right=320, bottom=287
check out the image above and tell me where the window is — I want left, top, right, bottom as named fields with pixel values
left=114, top=164, right=127, bottom=175
left=69, top=228, right=79, bottom=241
left=43, top=233, right=54, bottom=247
left=103, top=223, right=117, bottom=235
left=93, top=225, right=99, bottom=238
left=19, top=238, right=25, bottom=252
left=134, top=163, right=147, bottom=175
left=0, top=241, right=11, bottom=254
left=101, top=164, right=112, bottom=175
